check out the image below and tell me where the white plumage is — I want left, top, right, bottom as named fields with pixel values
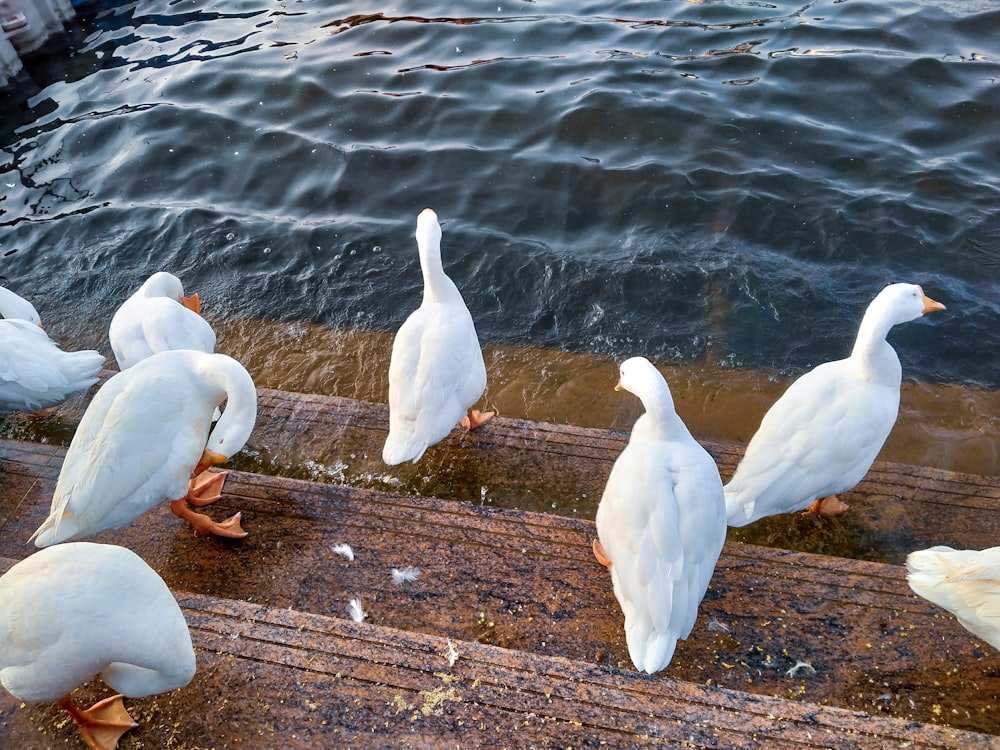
left=109, top=271, right=216, bottom=370
left=725, top=283, right=945, bottom=527
left=0, top=286, right=105, bottom=412
left=391, top=566, right=421, bottom=586
left=332, top=543, right=356, bottom=561
left=0, top=285, right=42, bottom=324
left=0, top=542, right=195, bottom=748
left=907, top=545, right=1000, bottom=652
left=382, top=208, right=492, bottom=465
left=595, top=356, right=726, bottom=674
left=30, top=349, right=258, bottom=546
left=347, top=597, right=368, bottom=623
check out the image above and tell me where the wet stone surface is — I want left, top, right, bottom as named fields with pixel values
left=2, top=390, right=1000, bottom=747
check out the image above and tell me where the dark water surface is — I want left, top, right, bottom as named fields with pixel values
left=1, top=0, right=998, bottom=463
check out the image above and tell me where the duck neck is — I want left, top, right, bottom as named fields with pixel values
left=205, top=358, right=258, bottom=457
left=419, top=240, right=461, bottom=305
left=635, top=385, right=689, bottom=442
left=850, top=312, right=901, bottom=383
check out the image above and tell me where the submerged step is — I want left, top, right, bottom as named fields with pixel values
left=243, top=388, right=1000, bottom=567
left=3, top=383, right=1000, bottom=565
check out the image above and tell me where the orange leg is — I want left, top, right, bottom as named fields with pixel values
left=186, top=469, right=228, bottom=507
left=170, top=499, right=247, bottom=538
left=57, top=694, right=138, bottom=750
left=803, top=495, right=851, bottom=517
left=592, top=538, right=612, bottom=569
left=459, top=407, right=495, bottom=431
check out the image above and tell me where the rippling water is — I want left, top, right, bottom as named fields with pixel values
left=1, top=0, right=998, bottom=431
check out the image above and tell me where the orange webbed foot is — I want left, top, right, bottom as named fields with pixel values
left=170, top=499, right=248, bottom=539
left=592, top=538, right=611, bottom=569
left=58, top=694, right=138, bottom=750
left=186, top=469, right=228, bottom=507
left=803, top=495, right=851, bottom=517
left=460, top=408, right=495, bottom=431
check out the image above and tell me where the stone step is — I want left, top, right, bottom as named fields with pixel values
left=2, top=556, right=997, bottom=749
left=5, top=382, right=1000, bottom=565
left=1, top=434, right=999, bottom=745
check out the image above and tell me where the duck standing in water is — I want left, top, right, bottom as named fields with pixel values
left=725, top=283, right=945, bottom=526
left=109, top=271, right=215, bottom=370
left=383, top=209, right=493, bottom=465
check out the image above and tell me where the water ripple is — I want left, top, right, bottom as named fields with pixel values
left=0, top=0, right=998, bottom=389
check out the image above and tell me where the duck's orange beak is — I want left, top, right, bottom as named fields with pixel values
left=194, top=448, right=227, bottom=476
left=918, top=286, right=946, bottom=315
left=181, top=293, right=201, bottom=315
left=615, top=378, right=623, bottom=392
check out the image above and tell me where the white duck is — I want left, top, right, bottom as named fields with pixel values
left=0, top=286, right=105, bottom=413
left=593, top=356, right=727, bottom=674
left=109, top=271, right=215, bottom=371
left=907, top=545, right=1000, bottom=652
left=30, top=348, right=258, bottom=546
left=0, top=542, right=196, bottom=750
left=0, top=284, right=42, bottom=323
left=382, top=208, right=493, bottom=465
left=725, top=283, right=946, bottom=526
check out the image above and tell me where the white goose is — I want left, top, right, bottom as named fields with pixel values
left=0, top=286, right=105, bottom=413
left=31, top=349, right=258, bottom=546
left=0, top=542, right=196, bottom=750
left=725, top=283, right=945, bottom=526
left=594, top=356, right=727, bottom=674
left=109, top=271, right=215, bottom=370
left=907, top=545, right=1000, bottom=651
left=382, top=208, right=493, bottom=465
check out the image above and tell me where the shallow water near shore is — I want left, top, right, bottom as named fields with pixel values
left=203, top=317, right=1000, bottom=475
left=3, top=314, right=997, bottom=567
left=9, top=312, right=998, bottom=478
